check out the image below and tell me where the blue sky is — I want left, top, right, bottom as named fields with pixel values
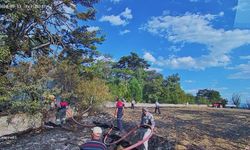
left=83, top=0, right=250, bottom=103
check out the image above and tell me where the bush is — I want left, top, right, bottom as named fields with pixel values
left=76, top=78, right=111, bottom=114
left=10, top=100, right=42, bottom=114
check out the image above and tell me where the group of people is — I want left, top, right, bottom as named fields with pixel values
left=45, top=95, right=159, bottom=150
left=131, top=98, right=161, bottom=115
left=44, top=95, right=69, bottom=126
left=113, top=98, right=156, bottom=150
left=81, top=97, right=157, bottom=150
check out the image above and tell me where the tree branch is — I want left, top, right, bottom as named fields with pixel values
left=32, top=42, right=50, bottom=50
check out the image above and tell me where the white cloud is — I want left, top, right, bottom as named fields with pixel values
left=240, top=55, right=250, bottom=60
left=144, top=52, right=199, bottom=69
left=99, top=8, right=132, bottom=26
left=143, top=52, right=156, bottom=63
left=95, top=55, right=115, bottom=62
left=87, top=26, right=100, bottom=32
left=120, top=8, right=133, bottom=19
left=184, top=80, right=195, bottom=83
left=119, top=29, right=130, bottom=35
left=164, top=56, right=197, bottom=69
left=228, top=62, right=250, bottom=79
left=213, top=87, right=229, bottom=91
left=146, top=67, right=163, bottom=72
left=169, top=45, right=184, bottom=52
left=219, top=11, right=224, bottom=16
left=99, top=15, right=126, bottom=26
left=142, top=12, right=250, bottom=69
left=111, top=0, right=121, bottom=3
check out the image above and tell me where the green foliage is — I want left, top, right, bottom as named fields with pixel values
left=53, top=60, right=80, bottom=96
left=160, top=74, right=187, bottom=104
left=0, top=0, right=231, bottom=116
left=0, top=0, right=103, bottom=75
left=81, top=58, right=113, bottom=80
left=108, top=80, right=129, bottom=100
left=76, top=78, right=111, bottom=112
left=0, top=0, right=112, bottom=115
left=112, top=52, right=149, bottom=80
left=10, top=100, right=42, bottom=114
left=143, top=71, right=163, bottom=103
left=113, top=52, right=150, bottom=71
left=195, top=97, right=209, bottom=105
left=0, top=46, right=10, bottom=62
left=196, top=89, right=221, bottom=104
left=129, top=77, right=142, bottom=102
left=0, top=46, right=11, bottom=75
left=221, top=98, right=228, bottom=107
left=185, top=93, right=195, bottom=104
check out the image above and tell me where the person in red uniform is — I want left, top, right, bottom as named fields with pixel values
left=114, top=99, right=124, bottom=131
left=56, top=99, right=69, bottom=125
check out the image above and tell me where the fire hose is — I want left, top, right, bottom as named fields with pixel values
left=104, top=124, right=153, bottom=150
left=68, top=99, right=95, bottom=127
left=67, top=101, right=153, bottom=149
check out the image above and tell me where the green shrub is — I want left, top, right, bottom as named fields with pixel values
left=10, top=100, right=42, bottom=114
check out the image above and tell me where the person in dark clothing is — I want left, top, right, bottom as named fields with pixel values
left=80, top=126, right=107, bottom=150
left=155, top=100, right=161, bottom=114
left=131, top=99, right=135, bottom=109
left=60, top=100, right=68, bottom=124
left=114, top=99, right=124, bottom=131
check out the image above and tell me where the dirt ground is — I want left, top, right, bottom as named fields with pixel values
left=1, top=106, right=249, bottom=150
left=104, top=106, right=250, bottom=150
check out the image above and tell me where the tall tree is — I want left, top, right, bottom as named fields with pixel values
left=113, top=52, right=150, bottom=71
left=196, top=89, right=221, bottom=104
left=129, top=77, right=142, bottom=102
left=112, top=52, right=149, bottom=80
left=161, top=74, right=186, bottom=104
left=231, top=93, right=241, bottom=108
left=143, top=70, right=163, bottom=103
left=0, top=0, right=103, bottom=75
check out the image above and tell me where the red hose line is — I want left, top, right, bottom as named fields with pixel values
left=104, top=124, right=153, bottom=149
left=123, top=125, right=153, bottom=150
left=104, top=125, right=139, bottom=145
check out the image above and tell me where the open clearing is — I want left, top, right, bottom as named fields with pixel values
left=1, top=106, right=249, bottom=150
left=104, top=106, right=250, bottom=150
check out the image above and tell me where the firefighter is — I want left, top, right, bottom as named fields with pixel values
left=56, top=97, right=69, bottom=125
left=140, top=107, right=155, bottom=150
left=114, top=98, right=125, bottom=131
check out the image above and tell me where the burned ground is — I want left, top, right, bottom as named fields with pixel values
left=172, top=108, right=250, bottom=150
left=105, top=107, right=249, bottom=150
left=0, top=107, right=249, bottom=150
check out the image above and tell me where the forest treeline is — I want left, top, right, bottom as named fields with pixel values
left=0, top=0, right=226, bottom=114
